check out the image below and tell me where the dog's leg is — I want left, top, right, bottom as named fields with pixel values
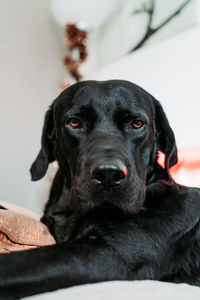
left=0, top=240, right=131, bottom=298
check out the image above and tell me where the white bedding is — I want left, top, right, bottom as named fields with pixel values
left=27, top=280, right=200, bottom=299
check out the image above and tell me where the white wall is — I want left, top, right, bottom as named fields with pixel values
left=0, top=0, right=66, bottom=213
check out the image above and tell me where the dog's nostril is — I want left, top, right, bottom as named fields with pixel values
left=92, top=161, right=127, bottom=187
left=113, top=171, right=125, bottom=183
left=94, top=171, right=105, bottom=183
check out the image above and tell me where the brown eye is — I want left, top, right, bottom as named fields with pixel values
left=131, top=120, right=143, bottom=129
left=68, top=118, right=81, bottom=128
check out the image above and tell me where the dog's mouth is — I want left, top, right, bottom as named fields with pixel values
left=66, top=145, right=146, bottom=216
left=69, top=164, right=144, bottom=216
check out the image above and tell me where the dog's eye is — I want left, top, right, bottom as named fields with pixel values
left=131, top=120, right=143, bottom=129
left=68, top=118, right=81, bottom=128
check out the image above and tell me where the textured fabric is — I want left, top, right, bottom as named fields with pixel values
left=0, top=206, right=55, bottom=253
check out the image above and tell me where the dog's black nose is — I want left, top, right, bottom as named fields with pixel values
left=91, top=160, right=127, bottom=187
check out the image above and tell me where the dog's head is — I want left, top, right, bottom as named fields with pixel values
left=30, top=80, right=177, bottom=215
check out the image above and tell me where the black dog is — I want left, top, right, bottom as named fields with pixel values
left=0, top=80, right=200, bottom=299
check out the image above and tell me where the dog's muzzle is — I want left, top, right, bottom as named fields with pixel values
left=90, top=159, right=127, bottom=188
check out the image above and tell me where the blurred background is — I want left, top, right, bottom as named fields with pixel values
left=0, top=0, right=199, bottom=213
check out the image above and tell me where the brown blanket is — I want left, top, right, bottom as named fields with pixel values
left=0, top=203, right=55, bottom=253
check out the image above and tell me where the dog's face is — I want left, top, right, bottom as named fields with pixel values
left=30, top=80, right=177, bottom=215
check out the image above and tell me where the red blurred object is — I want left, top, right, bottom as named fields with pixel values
left=157, top=148, right=200, bottom=188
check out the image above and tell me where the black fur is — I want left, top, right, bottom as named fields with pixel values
left=0, top=80, right=200, bottom=299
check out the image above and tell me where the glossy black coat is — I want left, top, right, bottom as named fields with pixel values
left=0, top=80, right=200, bottom=299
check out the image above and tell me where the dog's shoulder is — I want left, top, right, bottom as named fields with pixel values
left=171, top=184, right=200, bottom=223
left=175, top=184, right=200, bottom=205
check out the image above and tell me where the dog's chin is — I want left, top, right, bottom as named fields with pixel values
left=69, top=199, right=144, bottom=216
left=69, top=182, right=145, bottom=216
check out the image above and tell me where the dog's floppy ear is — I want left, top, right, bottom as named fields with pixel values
left=30, top=102, right=56, bottom=181
left=153, top=99, right=178, bottom=176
